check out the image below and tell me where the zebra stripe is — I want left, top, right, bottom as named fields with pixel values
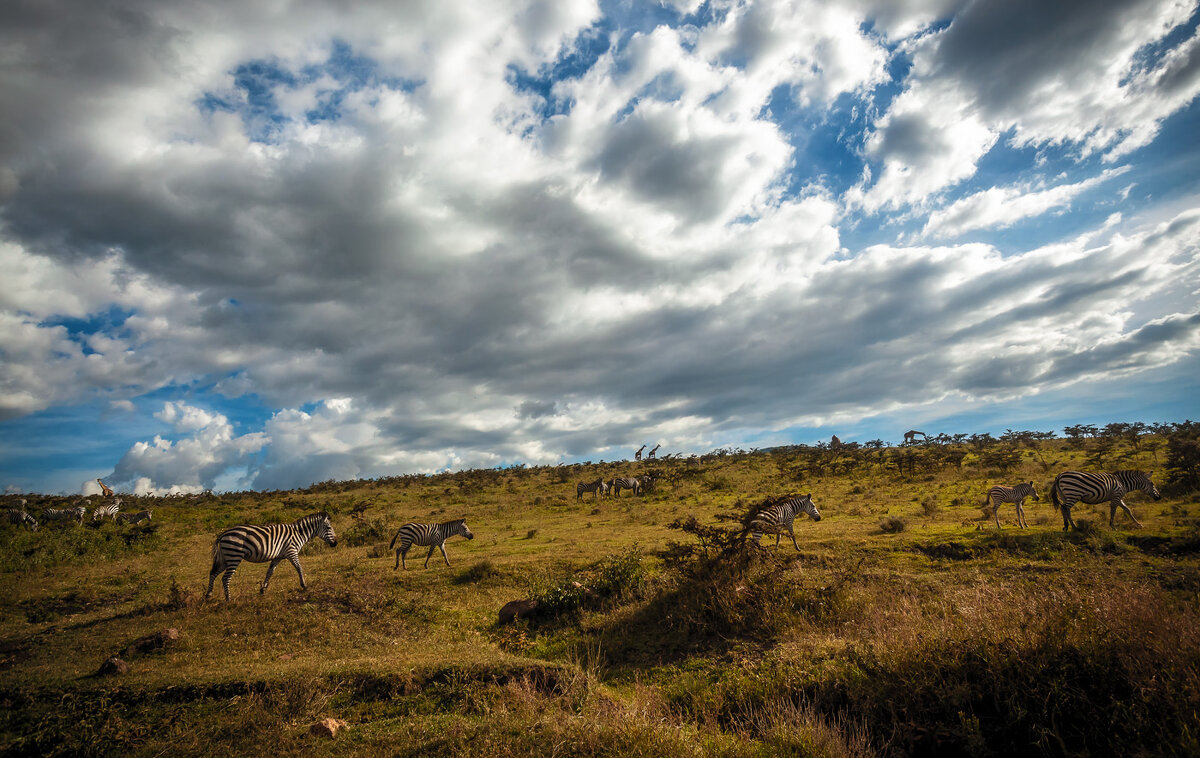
left=205, top=512, right=338, bottom=601
left=748, top=494, right=822, bottom=550
left=610, top=477, right=641, bottom=497
left=1050, top=470, right=1160, bottom=531
left=983, top=481, right=1039, bottom=529
left=389, top=519, right=474, bottom=570
left=6, top=509, right=38, bottom=531
left=117, top=510, right=152, bottom=525
left=576, top=479, right=608, bottom=500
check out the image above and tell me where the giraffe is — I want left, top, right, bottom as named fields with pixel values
left=635, top=445, right=646, bottom=461
left=97, top=479, right=114, bottom=498
left=831, top=435, right=842, bottom=449
left=647, top=444, right=660, bottom=460
left=903, top=430, right=927, bottom=444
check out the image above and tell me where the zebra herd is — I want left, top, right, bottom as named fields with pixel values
left=3, top=498, right=143, bottom=532
left=3, top=466, right=1166, bottom=601
left=577, top=473, right=659, bottom=500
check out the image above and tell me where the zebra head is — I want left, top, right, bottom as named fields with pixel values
left=315, top=512, right=338, bottom=547
left=1027, top=481, right=1041, bottom=501
left=454, top=519, right=475, bottom=540
left=1114, top=470, right=1162, bottom=501
left=799, top=493, right=821, bottom=522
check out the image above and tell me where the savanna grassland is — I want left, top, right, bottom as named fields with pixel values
left=2, top=426, right=1200, bottom=757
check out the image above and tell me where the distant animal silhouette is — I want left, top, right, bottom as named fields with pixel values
left=831, top=435, right=842, bottom=448
left=903, top=430, right=927, bottom=444
left=576, top=479, right=608, bottom=500
left=647, top=444, right=660, bottom=460
left=634, top=445, right=646, bottom=461
left=97, top=479, right=114, bottom=497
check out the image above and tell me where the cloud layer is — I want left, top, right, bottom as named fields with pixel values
left=1, top=0, right=1198, bottom=493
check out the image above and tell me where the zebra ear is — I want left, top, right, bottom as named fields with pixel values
left=805, top=493, right=811, bottom=500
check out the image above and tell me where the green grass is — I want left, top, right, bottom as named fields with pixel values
left=1, top=438, right=1198, bottom=756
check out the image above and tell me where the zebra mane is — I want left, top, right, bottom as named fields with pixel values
left=442, top=518, right=466, bottom=526
left=297, top=511, right=331, bottom=523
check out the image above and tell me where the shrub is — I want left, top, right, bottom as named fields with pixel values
left=879, top=516, right=906, bottom=533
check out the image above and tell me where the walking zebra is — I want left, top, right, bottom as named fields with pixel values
left=389, top=519, right=474, bottom=570
left=117, top=510, right=152, bottom=525
left=6, top=508, right=38, bottom=531
left=747, top=494, right=822, bottom=550
left=982, top=481, right=1040, bottom=529
left=42, top=507, right=86, bottom=525
left=205, top=512, right=338, bottom=601
left=577, top=479, right=608, bottom=500
left=610, top=477, right=641, bottom=497
left=639, top=472, right=660, bottom=494
left=93, top=499, right=120, bottom=521
left=1050, top=470, right=1160, bottom=531
left=96, top=479, right=114, bottom=497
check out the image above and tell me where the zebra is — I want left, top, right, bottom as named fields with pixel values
left=117, top=510, right=152, bottom=525
left=96, top=479, right=114, bottom=497
left=576, top=479, right=608, bottom=500
left=205, top=512, right=338, bottom=601
left=6, top=508, right=38, bottom=531
left=610, top=477, right=641, bottom=497
left=747, top=494, right=822, bottom=550
left=93, top=499, right=121, bottom=521
left=1050, top=470, right=1160, bottom=531
left=389, top=519, right=474, bottom=570
left=42, top=507, right=86, bottom=526
left=982, top=481, right=1040, bottom=529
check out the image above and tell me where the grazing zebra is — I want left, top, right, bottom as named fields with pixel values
left=647, top=444, right=660, bottom=460
left=748, top=494, right=822, bottom=550
left=1050, top=470, right=1160, bottom=531
left=634, top=445, right=646, bottom=461
left=93, top=499, right=121, bottom=521
left=577, top=478, right=608, bottom=500
left=42, top=507, right=86, bottom=525
left=117, top=510, right=152, bottom=525
left=610, top=477, right=641, bottom=497
left=982, top=481, right=1040, bottom=529
left=205, top=512, right=338, bottom=601
left=96, top=479, right=114, bottom=497
left=6, top=508, right=38, bottom=531
left=389, top=519, right=474, bottom=570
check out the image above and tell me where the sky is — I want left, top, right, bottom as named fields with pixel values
left=1, top=0, right=1199, bottom=495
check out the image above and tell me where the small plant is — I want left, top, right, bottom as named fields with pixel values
left=879, top=516, right=906, bottom=533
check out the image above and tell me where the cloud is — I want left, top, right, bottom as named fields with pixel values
left=854, top=0, right=1200, bottom=211
left=0, top=1, right=1197, bottom=492
left=111, top=403, right=267, bottom=492
left=920, top=166, right=1133, bottom=239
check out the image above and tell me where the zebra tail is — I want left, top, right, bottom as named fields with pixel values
left=1050, top=476, right=1061, bottom=508
left=209, top=538, right=222, bottom=573
left=389, top=527, right=402, bottom=551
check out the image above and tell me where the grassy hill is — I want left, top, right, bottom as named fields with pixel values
left=2, top=431, right=1199, bottom=756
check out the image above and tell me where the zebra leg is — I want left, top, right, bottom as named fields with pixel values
left=288, top=555, right=306, bottom=589
left=1112, top=498, right=1143, bottom=528
left=221, top=566, right=238, bottom=601
left=789, top=528, right=800, bottom=551
left=261, top=558, right=283, bottom=594
left=424, top=544, right=438, bottom=568
left=205, top=568, right=220, bottom=599
left=1015, top=500, right=1027, bottom=529
left=992, top=499, right=1002, bottom=529
left=1060, top=505, right=1076, bottom=531
left=439, top=542, right=451, bottom=566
